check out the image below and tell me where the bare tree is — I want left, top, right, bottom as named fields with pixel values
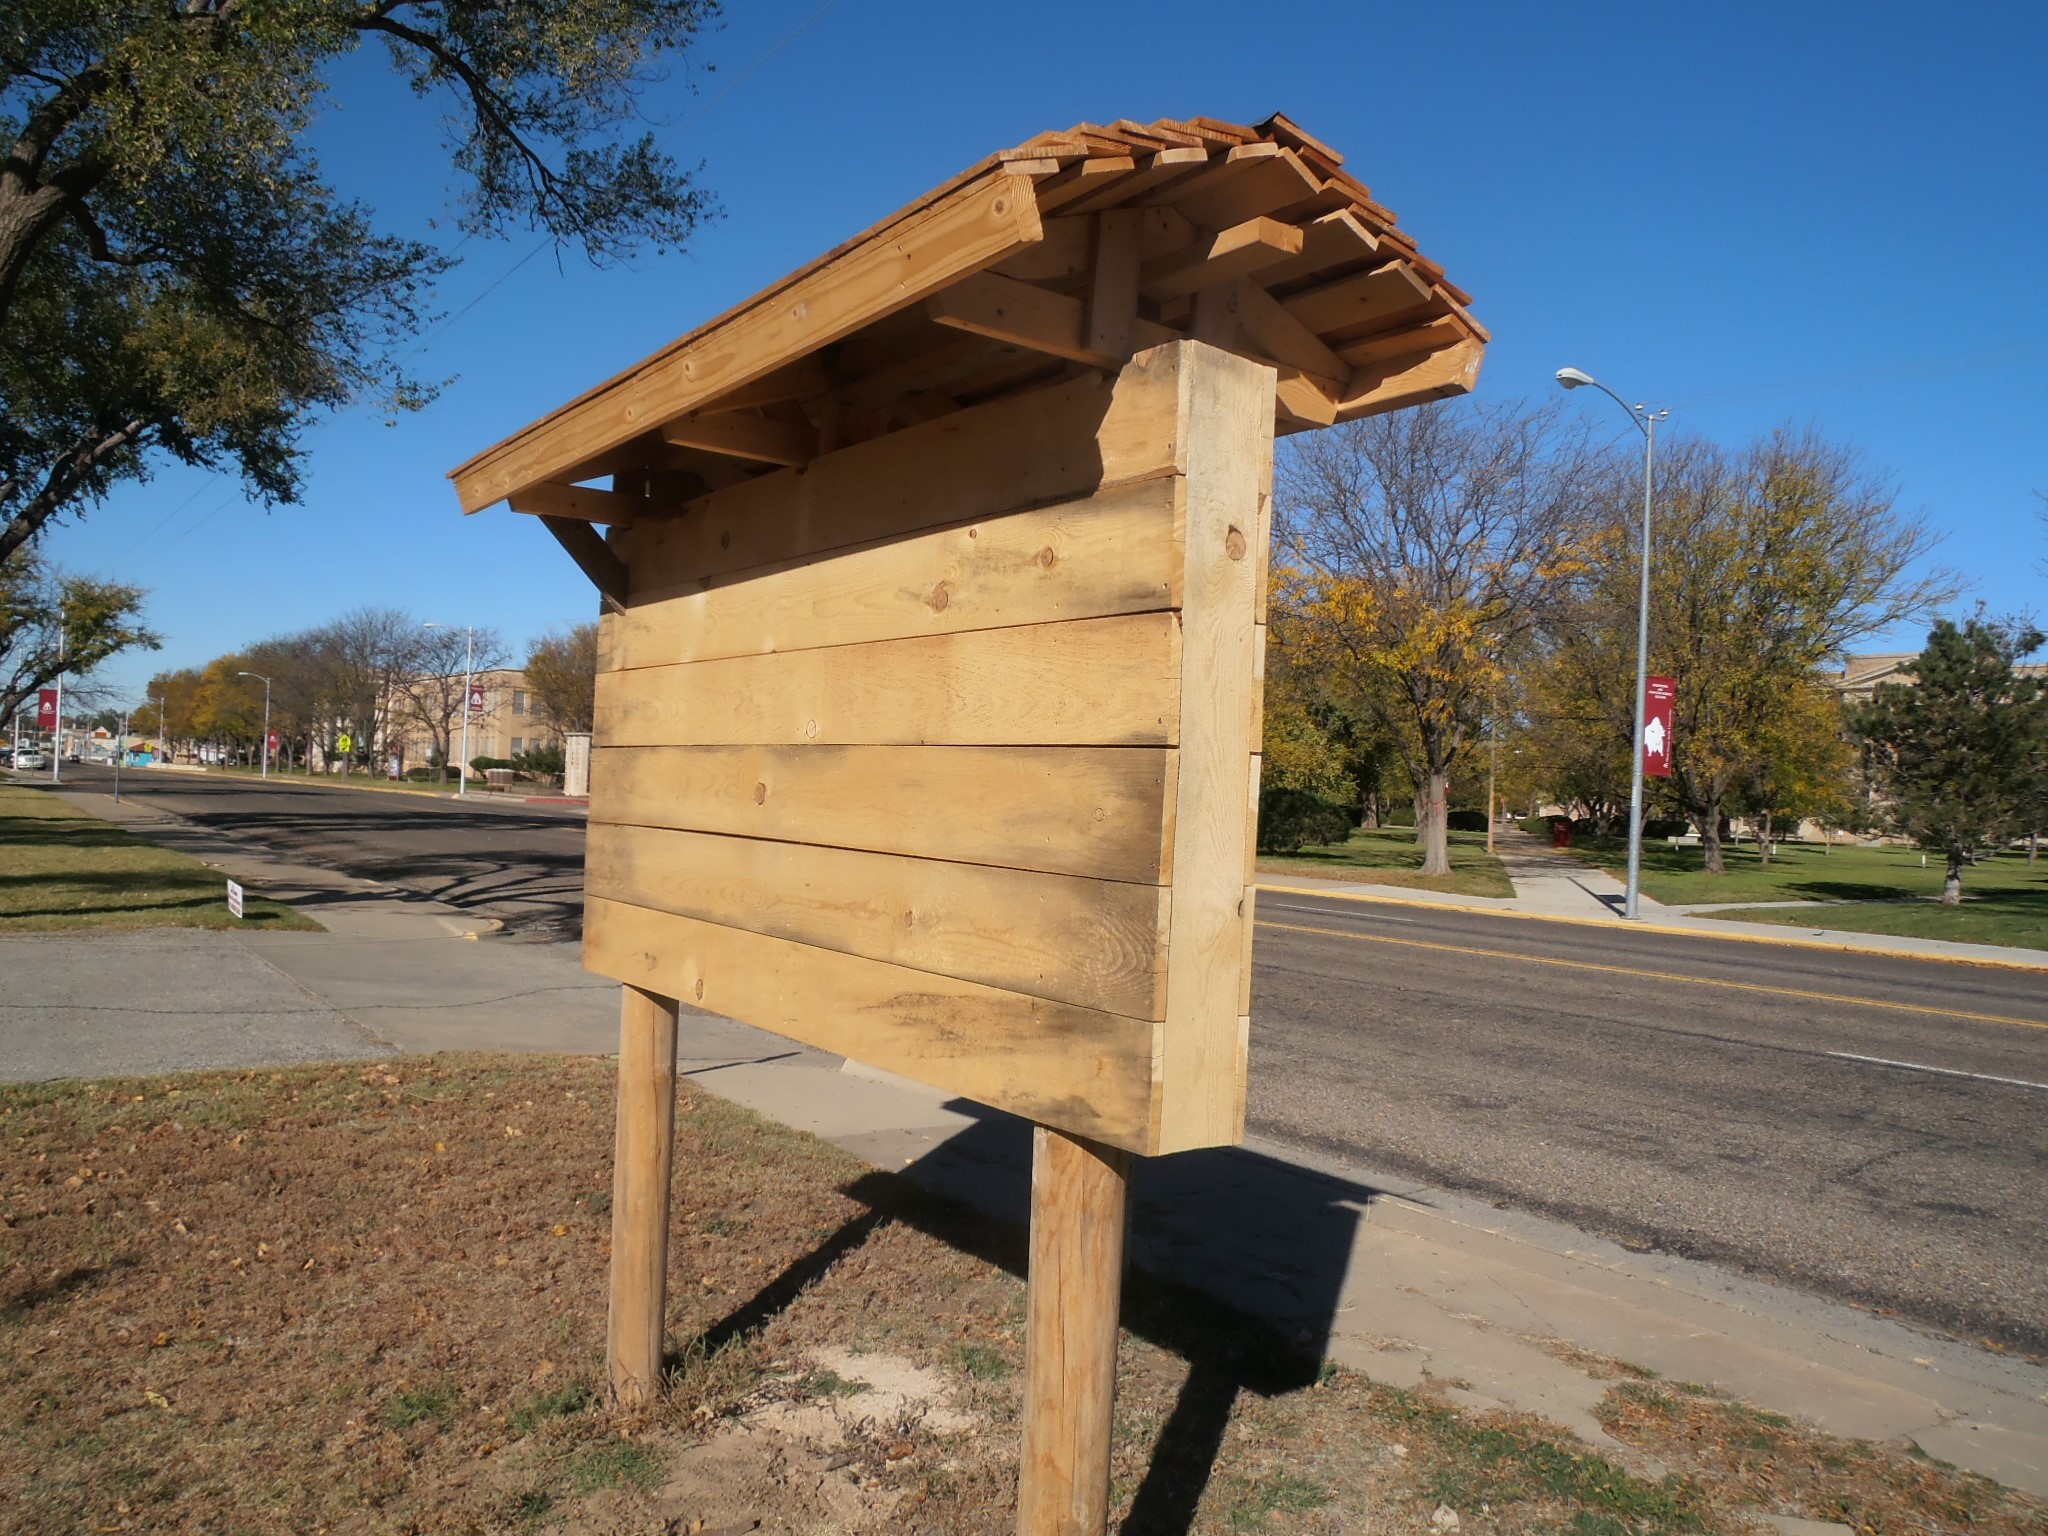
left=309, top=607, right=420, bottom=773
left=396, top=626, right=509, bottom=780
left=1277, top=398, right=1594, bottom=875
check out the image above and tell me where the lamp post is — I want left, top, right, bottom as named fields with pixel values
left=237, top=672, right=273, bottom=778
left=423, top=623, right=476, bottom=798
left=1555, top=366, right=1668, bottom=921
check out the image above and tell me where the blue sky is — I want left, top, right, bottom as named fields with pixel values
left=44, top=0, right=2048, bottom=703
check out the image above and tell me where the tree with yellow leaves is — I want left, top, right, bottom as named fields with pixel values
left=1277, top=400, right=1595, bottom=875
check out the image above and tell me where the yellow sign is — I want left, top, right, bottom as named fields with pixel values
left=336, top=733, right=352, bottom=753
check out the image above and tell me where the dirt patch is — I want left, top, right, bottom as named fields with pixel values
left=3, top=1055, right=2040, bottom=1534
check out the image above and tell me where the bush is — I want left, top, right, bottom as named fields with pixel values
left=1518, top=814, right=1556, bottom=837
left=1444, top=808, right=1490, bottom=832
left=1257, top=788, right=1355, bottom=854
left=1381, top=803, right=1417, bottom=827
left=404, top=766, right=438, bottom=782
left=468, top=755, right=516, bottom=773
left=515, top=742, right=565, bottom=777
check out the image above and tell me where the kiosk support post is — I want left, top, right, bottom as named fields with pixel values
left=607, top=984, right=680, bottom=1407
left=1019, top=1125, right=1133, bottom=1535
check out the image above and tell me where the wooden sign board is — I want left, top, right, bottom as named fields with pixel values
left=583, top=341, right=1270, bottom=1156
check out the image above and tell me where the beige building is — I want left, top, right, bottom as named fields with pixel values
left=1835, top=651, right=2047, bottom=704
left=388, top=667, right=558, bottom=769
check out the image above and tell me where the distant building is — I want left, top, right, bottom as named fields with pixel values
left=387, top=667, right=556, bottom=767
left=1834, top=651, right=2046, bottom=704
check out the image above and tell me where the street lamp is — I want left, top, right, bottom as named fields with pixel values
left=1555, top=366, right=1669, bottom=921
left=237, top=672, right=273, bottom=778
left=423, top=622, right=477, bottom=798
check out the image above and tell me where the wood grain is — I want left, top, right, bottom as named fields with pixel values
left=586, top=822, right=1170, bottom=1019
left=593, top=612, right=1181, bottom=748
left=589, top=743, right=1177, bottom=884
left=583, top=896, right=1158, bottom=1151
left=612, top=359, right=1185, bottom=596
left=1019, top=1126, right=1131, bottom=1536
left=602, top=478, right=1182, bottom=670
left=606, top=985, right=679, bottom=1409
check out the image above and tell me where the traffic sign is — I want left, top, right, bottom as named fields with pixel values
left=337, top=732, right=352, bottom=753
left=1643, top=675, right=1676, bottom=779
left=226, top=880, right=245, bottom=920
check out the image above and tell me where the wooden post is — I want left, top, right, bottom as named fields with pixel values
left=1019, top=1125, right=1133, bottom=1536
left=607, top=984, right=680, bottom=1408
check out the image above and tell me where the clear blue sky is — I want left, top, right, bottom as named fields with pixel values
left=45, top=0, right=2048, bottom=704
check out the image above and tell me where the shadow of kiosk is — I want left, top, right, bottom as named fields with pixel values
left=449, top=111, right=1484, bottom=1535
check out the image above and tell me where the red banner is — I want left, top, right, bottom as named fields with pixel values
left=267, top=730, right=280, bottom=754
left=36, top=688, right=57, bottom=729
left=468, top=682, right=487, bottom=714
left=1643, top=675, right=1676, bottom=778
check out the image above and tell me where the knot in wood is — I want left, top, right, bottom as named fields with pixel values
left=694, top=978, right=706, bottom=1001
left=927, top=581, right=951, bottom=613
left=1224, top=525, right=1247, bottom=561
left=753, top=781, right=768, bottom=805
left=1035, top=546, right=1058, bottom=569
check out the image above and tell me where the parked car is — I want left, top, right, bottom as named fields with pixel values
left=14, top=750, right=49, bottom=770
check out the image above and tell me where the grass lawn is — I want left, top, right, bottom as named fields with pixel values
left=1258, top=825, right=1515, bottom=898
left=1577, top=835, right=2048, bottom=951
left=0, top=783, right=316, bottom=932
left=2, top=1054, right=2036, bottom=1535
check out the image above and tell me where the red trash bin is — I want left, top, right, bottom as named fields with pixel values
left=1551, top=819, right=1572, bottom=849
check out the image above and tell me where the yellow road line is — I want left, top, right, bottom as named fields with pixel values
left=1254, top=918, right=2048, bottom=1033
left=1251, top=881, right=2048, bottom=975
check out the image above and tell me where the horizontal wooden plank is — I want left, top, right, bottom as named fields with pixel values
left=584, top=896, right=1159, bottom=1153
left=451, top=173, right=1042, bottom=512
left=586, top=823, right=1170, bottom=1019
left=593, top=612, right=1182, bottom=748
left=1338, top=338, right=1486, bottom=421
left=507, top=482, right=643, bottom=526
left=1282, top=260, right=1436, bottom=339
left=992, top=208, right=1193, bottom=283
left=590, top=743, right=1177, bottom=883
left=613, top=352, right=1188, bottom=594
left=1138, top=217, right=1303, bottom=303
left=603, top=477, right=1182, bottom=669
left=927, top=271, right=1178, bottom=369
left=1148, top=144, right=1322, bottom=231
left=661, top=411, right=816, bottom=467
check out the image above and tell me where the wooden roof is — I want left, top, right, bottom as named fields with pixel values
left=449, top=113, right=1488, bottom=520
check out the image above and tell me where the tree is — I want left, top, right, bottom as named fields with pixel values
left=396, top=625, right=508, bottom=780
left=1854, top=618, right=2047, bottom=904
left=525, top=623, right=598, bottom=737
left=0, top=550, right=157, bottom=726
left=309, top=606, right=418, bottom=770
left=1545, top=428, right=1952, bottom=873
left=1733, top=678, right=1854, bottom=863
left=1277, top=398, right=1592, bottom=874
left=1, top=1, right=719, bottom=577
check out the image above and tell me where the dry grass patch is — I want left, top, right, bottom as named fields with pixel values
left=2, top=1055, right=2039, bottom=1534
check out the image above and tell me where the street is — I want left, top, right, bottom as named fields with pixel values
left=44, top=765, right=2048, bottom=1354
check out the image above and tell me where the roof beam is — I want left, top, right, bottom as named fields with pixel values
left=507, top=482, right=644, bottom=527
left=1338, top=338, right=1485, bottom=421
left=927, top=271, right=1178, bottom=370
left=661, top=411, right=816, bottom=467
left=1283, top=260, right=1437, bottom=340
left=540, top=517, right=628, bottom=610
left=1139, top=216, right=1303, bottom=302
left=451, top=172, right=1042, bottom=512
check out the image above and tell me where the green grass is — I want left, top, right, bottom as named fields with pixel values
left=1575, top=835, right=2048, bottom=951
left=380, top=1378, right=460, bottom=1429
left=1257, top=825, right=1515, bottom=898
left=0, top=783, right=319, bottom=932
left=1223, top=1470, right=1331, bottom=1530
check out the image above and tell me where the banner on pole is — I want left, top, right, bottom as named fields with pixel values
left=36, top=688, right=58, bottom=729
left=468, top=682, right=487, bottom=714
left=267, top=730, right=280, bottom=754
left=1643, top=675, right=1676, bottom=779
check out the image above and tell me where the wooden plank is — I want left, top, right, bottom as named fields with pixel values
left=1334, top=313, right=1470, bottom=368
left=1338, top=338, right=1486, bottom=421
left=585, top=822, right=1170, bottom=1019
left=661, top=411, right=816, bottom=467
left=1251, top=208, right=1381, bottom=291
left=541, top=516, right=628, bottom=609
left=1138, top=216, right=1303, bottom=302
left=451, top=172, right=1043, bottom=512
left=927, top=271, right=1177, bottom=369
left=1281, top=260, right=1438, bottom=339
left=1056, top=144, right=1209, bottom=216
left=613, top=357, right=1187, bottom=595
left=1155, top=342, right=1270, bottom=1153
left=1034, top=155, right=1136, bottom=213
left=1231, top=279, right=1348, bottom=383
left=995, top=208, right=1193, bottom=282
left=606, top=478, right=1182, bottom=668
left=1274, top=368, right=1339, bottom=428
left=593, top=612, right=1183, bottom=748
left=589, top=743, right=1178, bottom=883
left=583, top=896, right=1158, bottom=1152
left=1018, top=1126, right=1131, bottom=1536
left=703, top=355, right=833, bottom=412
left=507, top=482, right=643, bottom=526
left=1084, top=210, right=1142, bottom=359
left=606, top=985, right=678, bottom=1409
left=1148, top=144, right=1322, bottom=231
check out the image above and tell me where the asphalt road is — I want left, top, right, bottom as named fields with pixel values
left=42, top=765, right=2048, bottom=1353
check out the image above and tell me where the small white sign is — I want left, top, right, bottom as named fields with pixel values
left=226, top=879, right=245, bottom=920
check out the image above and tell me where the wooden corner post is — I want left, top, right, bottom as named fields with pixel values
left=607, top=984, right=680, bottom=1407
left=1020, top=1126, right=1133, bottom=1536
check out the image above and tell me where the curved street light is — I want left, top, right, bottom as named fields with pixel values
left=1555, top=367, right=1669, bottom=921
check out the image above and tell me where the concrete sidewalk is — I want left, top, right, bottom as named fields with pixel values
left=1257, top=830, right=2048, bottom=971
left=9, top=790, right=2047, bottom=1498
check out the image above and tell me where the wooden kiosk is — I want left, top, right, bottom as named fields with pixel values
left=451, top=113, right=1483, bottom=1534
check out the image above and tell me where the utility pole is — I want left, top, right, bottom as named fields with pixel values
left=423, top=623, right=478, bottom=797
left=1486, top=692, right=1500, bottom=856
left=238, top=672, right=273, bottom=778
left=114, top=711, right=127, bottom=803
left=50, top=612, right=63, bottom=784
